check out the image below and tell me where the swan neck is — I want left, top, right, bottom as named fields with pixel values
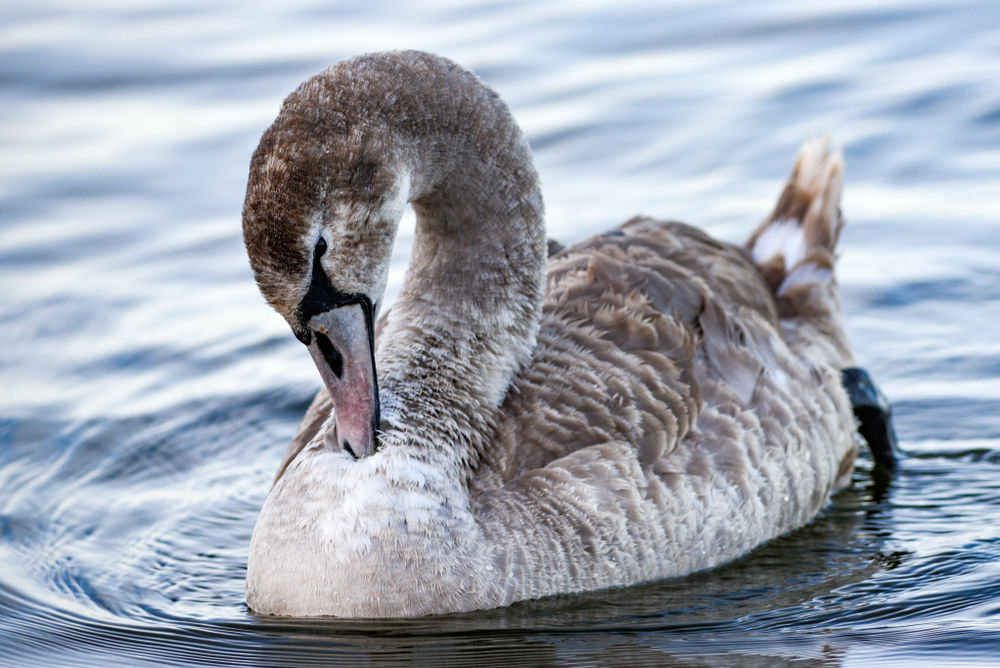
left=373, top=63, right=546, bottom=465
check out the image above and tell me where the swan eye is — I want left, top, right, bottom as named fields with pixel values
left=315, top=236, right=328, bottom=257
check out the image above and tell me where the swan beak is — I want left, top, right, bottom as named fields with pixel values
left=304, top=302, right=379, bottom=459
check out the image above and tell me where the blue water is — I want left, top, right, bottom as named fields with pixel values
left=2, top=1, right=999, bottom=665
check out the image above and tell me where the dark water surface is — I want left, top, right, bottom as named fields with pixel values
left=2, top=1, right=999, bottom=665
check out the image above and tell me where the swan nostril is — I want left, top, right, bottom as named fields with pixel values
left=315, top=330, right=343, bottom=379
left=342, top=440, right=357, bottom=459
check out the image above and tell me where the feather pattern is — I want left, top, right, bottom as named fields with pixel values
left=243, top=51, right=859, bottom=617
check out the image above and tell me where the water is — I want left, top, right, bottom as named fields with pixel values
left=1, top=1, right=999, bottom=665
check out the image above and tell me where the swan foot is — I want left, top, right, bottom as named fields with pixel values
left=841, top=366, right=900, bottom=470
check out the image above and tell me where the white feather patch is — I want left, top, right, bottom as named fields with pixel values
left=751, top=218, right=806, bottom=268
left=777, top=262, right=832, bottom=295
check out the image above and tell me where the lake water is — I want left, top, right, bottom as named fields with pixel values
left=2, top=1, right=999, bottom=665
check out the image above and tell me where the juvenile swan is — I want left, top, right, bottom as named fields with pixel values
left=243, top=51, right=860, bottom=617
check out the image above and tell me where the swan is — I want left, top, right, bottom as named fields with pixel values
left=242, top=50, right=875, bottom=617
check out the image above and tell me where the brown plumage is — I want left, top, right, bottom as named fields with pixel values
left=243, top=51, right=858, bottom=617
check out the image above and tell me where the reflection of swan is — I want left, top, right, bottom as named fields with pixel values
left=242, top=51, right=860, bottom=617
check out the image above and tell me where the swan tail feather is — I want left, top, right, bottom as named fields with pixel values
left=745, top=136, right=844, bottom=302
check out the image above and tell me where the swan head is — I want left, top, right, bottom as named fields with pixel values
left=242, top=97, right=410, bottom=459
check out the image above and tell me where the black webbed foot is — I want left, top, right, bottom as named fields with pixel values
left=546, top=238, right=565, bottom=257
left=841, top=366, right=900, bottom=471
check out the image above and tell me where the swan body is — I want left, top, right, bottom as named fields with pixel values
left=242, top=51, right=859, bottom=617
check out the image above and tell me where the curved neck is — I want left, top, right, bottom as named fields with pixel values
left=360, top=54, right=546, bottom=470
